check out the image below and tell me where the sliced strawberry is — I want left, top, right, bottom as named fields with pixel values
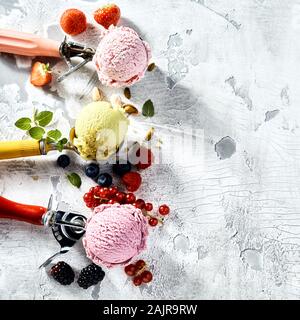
left=136, top=147, right=154, bottom=170
left=30, top=62, right=52, bottom=87
left=93, top=4, right=121, bottom=29
left=122, top=172, right=142, bottom=192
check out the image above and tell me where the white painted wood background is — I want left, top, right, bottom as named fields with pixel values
left=0, top=0, right=300, bottom=299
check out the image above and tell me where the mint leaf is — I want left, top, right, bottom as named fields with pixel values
left=56, top=138, right=68, bottom=152
left=60, top=138, right=68, bottom=145
left=35, top=111, right=53, bottom=127
left=66, top=173, right=82, bottom=188
left=142, top=99, right=155, bottom=117
left=28, top=127, right=45, bottom=140
left=15, top=118, right=32, bottom=130
left=47, top=129, right=62, bottom=142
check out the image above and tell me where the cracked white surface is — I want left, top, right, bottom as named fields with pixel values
left=1, top=0, right=300, bottom=299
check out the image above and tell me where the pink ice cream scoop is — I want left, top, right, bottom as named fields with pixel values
left=93, top=26, right=151, bottom=87
left=83, top=204, right=148, bottom=268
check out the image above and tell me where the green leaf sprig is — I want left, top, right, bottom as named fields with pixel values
left=15, top=109, right=68, bottom=152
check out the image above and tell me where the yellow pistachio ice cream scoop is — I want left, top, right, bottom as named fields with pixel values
left=73, top=101, right=129, bottom=160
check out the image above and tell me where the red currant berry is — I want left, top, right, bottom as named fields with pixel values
left=144, top=203, right=153, bottom=211
left=124, top=264, right=137, bottom=276
left=83, top=193, right=92, bottom=203
left=93, top=200, right=100, bottom=207
left=89, top=187, right=95, bottom=194
left=99, top=187, right=109, bottom=198
left=94, top=186, right=102, bottom=195
left=141, top=270, right=153, bottom=283
left=108, top=186, right=118, bottom=198
left=116, top=192, right=126, bottom=203
left=159, top=205, right=170, bottom=216
left=133, top=275, right=143, bottom=286
left=149, top=218, right=158, bottom=227
left=135, top=260, right=146, bottom=270
left=86, top=202, right=93, bottom=208
left=135, top=199, right=145, bottom=209
left=108, top=199, right=117, bottom=204
left=125, top=193, right=136, bottom=204
left=111, top=197, right=120, bottom=203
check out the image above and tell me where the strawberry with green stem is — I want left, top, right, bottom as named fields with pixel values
left=30, top=62, right=52, bottom=87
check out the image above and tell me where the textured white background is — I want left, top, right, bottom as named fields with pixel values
left=1, top=0, right=300, bottom=299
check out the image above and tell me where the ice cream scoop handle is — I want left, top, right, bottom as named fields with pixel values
left=0, top=196, right=46, bottom=225
left=0, top=29, right=61, bottom=57
left=0, top=140, right=43, bottom=160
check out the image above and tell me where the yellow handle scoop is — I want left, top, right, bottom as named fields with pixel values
left=0, top=134, right=79, bottom=160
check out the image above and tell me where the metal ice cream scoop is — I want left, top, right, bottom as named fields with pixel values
left=0, top=194, right=87, bottom=268
left=0, top=29, right=96, bottom=81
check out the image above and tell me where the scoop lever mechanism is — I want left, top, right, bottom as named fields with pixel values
left=58, top=36, right=96, bottom=82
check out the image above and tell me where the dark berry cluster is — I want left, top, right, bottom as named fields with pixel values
left=50, top=261, right=75, bottom=285
left=78, top=264, right=105, bottom=289
left=50, top=261, right=105, bottom=289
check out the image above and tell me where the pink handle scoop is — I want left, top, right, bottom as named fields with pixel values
left=0, top=29, right=61, bottom=57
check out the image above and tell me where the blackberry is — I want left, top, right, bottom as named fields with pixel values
left=50, top=261, right=75, bottom=285
left=78, top=263, right=105, bottom=289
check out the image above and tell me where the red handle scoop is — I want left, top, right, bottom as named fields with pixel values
left=0, top=196, right=47, bottom=225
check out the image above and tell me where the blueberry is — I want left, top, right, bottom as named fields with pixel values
left=112, top=161, right=132, bottom=176
left=85, top=163, right=100, bottom=178
left=57, top=155, right=70, bottom=168
left=97, top=173, right=113, bottom=187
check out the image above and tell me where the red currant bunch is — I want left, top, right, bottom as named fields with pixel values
left=141, top=202, right=171, bottom=227
left=83, top=186, right=126, bottom=209
left=124, top=260, right=153, bottom=286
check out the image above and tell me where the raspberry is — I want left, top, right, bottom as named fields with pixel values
left=122, top=172, right=142, bottom=192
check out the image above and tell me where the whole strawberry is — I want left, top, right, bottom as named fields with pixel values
left=30, top=62, right=52, bottom=87
left=122, top=172, right=142, bottom=192
left=93, top=4, right=121, bottom=29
